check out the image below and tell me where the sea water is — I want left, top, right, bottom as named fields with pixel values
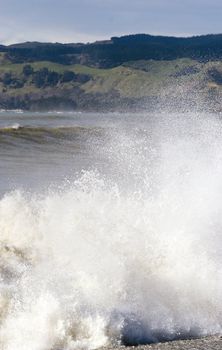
left=0, top=111, right=222, bottom=349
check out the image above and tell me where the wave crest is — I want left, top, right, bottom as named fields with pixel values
left=1, top=113, right=222, bottom=349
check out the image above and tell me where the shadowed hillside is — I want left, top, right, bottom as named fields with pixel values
left=4, top=34, right=222, bottom=67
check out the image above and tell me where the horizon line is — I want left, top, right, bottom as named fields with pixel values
left=2, top=32, right=222, bottom=47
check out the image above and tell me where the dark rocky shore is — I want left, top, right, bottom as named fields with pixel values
left=104, top=336, right=222, bottom=350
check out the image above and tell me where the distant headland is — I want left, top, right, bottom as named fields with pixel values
left=1, top=34, right=222, bottom=111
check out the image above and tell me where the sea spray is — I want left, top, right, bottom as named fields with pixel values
left=1, top=113, right=222, bottom=349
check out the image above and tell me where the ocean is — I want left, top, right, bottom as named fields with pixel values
left=1, top=110, right=222, bottom=349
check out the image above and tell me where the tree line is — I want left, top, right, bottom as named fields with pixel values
left=2, top=34, right=222, bottom=68
left=0, top=65, right=90, bottom=89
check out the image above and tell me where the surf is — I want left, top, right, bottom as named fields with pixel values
left=1, top=112, right=222, bottom=349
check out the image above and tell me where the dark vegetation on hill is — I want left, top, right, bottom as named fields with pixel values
left=1, top=34, right=222, bottom=111
left=1, top=65, right=90, bottom=89
left=3, top=34, right=222, bottom=67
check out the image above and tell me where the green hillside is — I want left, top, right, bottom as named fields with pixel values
left=0, top=52, right=222, bottom=111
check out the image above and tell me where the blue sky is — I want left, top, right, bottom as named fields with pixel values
left=1, top=0, right=222, bottom=44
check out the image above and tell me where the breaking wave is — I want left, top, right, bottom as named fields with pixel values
left=1, top=112, right=222, bottom=349
left=0, top=125, right=101, bottom=139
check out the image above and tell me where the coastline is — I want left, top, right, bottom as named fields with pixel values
left=104, top=336, right=222, bottom=350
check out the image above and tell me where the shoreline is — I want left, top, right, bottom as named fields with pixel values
left=104, top=336, right=222, bottom=350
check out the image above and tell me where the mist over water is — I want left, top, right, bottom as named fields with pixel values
left=1, top=111, right=222, bottom=349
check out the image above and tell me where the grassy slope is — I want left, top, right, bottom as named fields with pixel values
left=0, top=52, right=222, bottom=102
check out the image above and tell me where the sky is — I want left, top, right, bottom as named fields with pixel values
left=1, top=0, right=222, bottom=45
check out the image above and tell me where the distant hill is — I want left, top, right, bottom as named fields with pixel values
left=2, top=33, right=222, bottom=68
left=1, top=34, right=222, bottom=111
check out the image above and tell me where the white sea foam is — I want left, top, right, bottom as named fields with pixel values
left=1, top=113, right=222, bottom=349
left=3, top=123, right=21, bottom=130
